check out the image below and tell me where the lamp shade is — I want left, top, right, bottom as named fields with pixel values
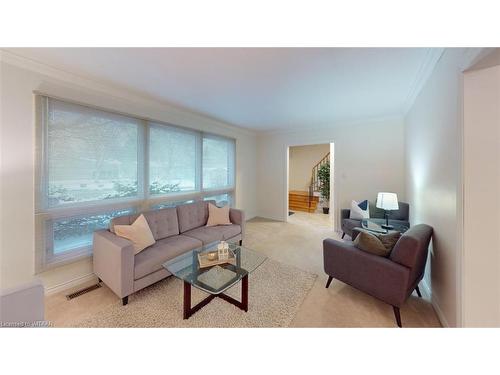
left=376, top=192, right=399, bottom=210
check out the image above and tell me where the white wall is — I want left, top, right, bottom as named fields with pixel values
left=289, top=143, right=330, bottom=191
left=463, top=64, right=500, bottom=327
left=0, top=52, right=258, bottom=292
left=256, top=117, right=406, bottom=228
left=404, top=48, right=485, bottom=327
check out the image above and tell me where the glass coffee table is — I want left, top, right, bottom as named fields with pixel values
left=163, top=241, right=267, bottom=319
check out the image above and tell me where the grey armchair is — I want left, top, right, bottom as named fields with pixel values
left=323, top=224, right=433, bottom=327
left=341, top=201, right=410, bottom=239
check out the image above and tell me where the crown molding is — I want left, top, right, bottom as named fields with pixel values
left=0, top=49, right=257, bottom=137
left=403, top=48, right=445, bottom=115
left=259, top=114, right=405, bottom=137
left=460, top=47, right=488, bottom=71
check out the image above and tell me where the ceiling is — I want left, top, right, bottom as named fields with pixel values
left=6, top=48, right=437, bottom=132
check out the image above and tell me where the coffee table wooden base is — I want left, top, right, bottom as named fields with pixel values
left=183, top=275, right=248, bottom=319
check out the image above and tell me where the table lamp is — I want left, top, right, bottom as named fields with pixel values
left=376, top=192, right=399, bottom=230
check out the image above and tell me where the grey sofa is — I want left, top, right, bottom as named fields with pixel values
left=341, top=201, right=410, bottom=238
left=93, top=200, right=245, bottom=305
left=323, top=224, right=433, bottom=327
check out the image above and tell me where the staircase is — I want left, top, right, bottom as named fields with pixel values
left=289, top=190, right=320, bottom=213
left=288, top=152, right=330, bottom=213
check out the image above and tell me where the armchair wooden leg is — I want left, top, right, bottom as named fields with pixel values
left=341, top=232, right=346, bottom=239
left=325, top=276, right=333, bottom=288
left=415, top=285, right=422, bottom=298
left=392, top=306, right=402, bottom=328
left=122, top=296, right=129, bottom=306
left=239, top=240, right=242, bottom=246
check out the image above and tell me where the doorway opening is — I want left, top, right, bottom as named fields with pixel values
left=286, top=143, right=334, bottom=228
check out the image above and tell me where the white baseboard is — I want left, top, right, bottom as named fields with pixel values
left=421, top=280, right=450, bottom=328
left=44, top=273, right=97, bottom=296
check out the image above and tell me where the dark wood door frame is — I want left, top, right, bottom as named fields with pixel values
left=183, top=275, right=249, bottom=319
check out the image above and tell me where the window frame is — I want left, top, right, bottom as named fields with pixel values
left=35, top=94, right=237, bottom=272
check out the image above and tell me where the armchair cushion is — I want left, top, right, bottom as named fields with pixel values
left=353, top=231, right=389, bottom=257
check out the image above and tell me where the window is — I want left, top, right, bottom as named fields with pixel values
left=149, top=124, right=199, bottom=195
left=202, top=135, right=235, bottom=190
left=45, top=99, right=143, bottom=207
left=203, top=193, right=233, bottom=207
left=51, top=209, right=135, bottom=256
left=36, top=96, right=236, bottom=271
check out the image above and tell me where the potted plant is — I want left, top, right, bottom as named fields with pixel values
left=318, top=161, right=330, bottom=214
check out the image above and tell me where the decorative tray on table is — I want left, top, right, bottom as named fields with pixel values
left=197, top=249, right=236, bottom=269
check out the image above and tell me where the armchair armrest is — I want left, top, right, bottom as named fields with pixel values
left=93, top=230, right=134, bottom=298
left=323, top=238, right=410, bottom=306
left=229, top=208, right=245, bottom=239
left=341, top=209, right=351, bottom=220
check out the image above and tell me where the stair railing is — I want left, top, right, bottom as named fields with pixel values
left=308, top=152, right=330, bottom=210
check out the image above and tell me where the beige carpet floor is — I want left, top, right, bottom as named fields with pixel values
left=47, top=212, right=441, bottom=327
left=66, top=259, right=316, bottom=328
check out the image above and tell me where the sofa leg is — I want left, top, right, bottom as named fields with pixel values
left=239, top=240, right=242, bottom=246
left=325, top=276, right=333, bottom=288
left=415, top=285, right=422, bottom=298
left=392, top=306, right=402, bottom=328
left=122, top=296, right=129, bottom=306
left=341, top=232, right=346, bottom=239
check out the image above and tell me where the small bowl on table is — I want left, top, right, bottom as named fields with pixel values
left=207, top=251, right=218, bottom=261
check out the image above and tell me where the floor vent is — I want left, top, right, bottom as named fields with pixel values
left=66, top=283, right=101, bottom=300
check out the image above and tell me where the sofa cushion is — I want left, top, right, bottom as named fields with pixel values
left=110, top=207, right=180, bottom=241
left=183, top=224, right=241, bottom=245
left=134, top=235, right=202, bottom=280
left=388, top=202, right=410, bottom=221
left=177, top=200, right=215, bottom=233
left=206, top=203, right=232, bottom=226
left=114, top=214, right=156, bottom=254
left=349, top=200, right=370, bottom=220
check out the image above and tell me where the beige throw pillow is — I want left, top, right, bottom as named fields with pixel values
left=353, top=230, right=390, bottom=257
left=206, top=203, right=232, bottom=226
left=114, top=214, right=156, bottom=254
left=377, top=231, right=401, bottom=252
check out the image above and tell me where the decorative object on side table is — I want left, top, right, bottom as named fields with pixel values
left=376, top=192, right=399, bottom=230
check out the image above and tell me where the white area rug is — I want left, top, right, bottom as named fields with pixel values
left=68, top=259, right=316, bottom=327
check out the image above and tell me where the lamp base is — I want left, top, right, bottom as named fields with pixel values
left=381, top=224, right=394, bottom=230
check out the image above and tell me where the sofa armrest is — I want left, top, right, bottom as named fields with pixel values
left=229, top=208, right=245, bottom=239
left=323, top=238, right=410, bottom=306
left=341, top=209, right=350, bottom=220
left=93, top=230, right=135, bottom=298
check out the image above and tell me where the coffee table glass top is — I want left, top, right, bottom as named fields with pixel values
left=163, top=242, right=266, bottom=295
left=361, top=219, right=388, bottom=234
